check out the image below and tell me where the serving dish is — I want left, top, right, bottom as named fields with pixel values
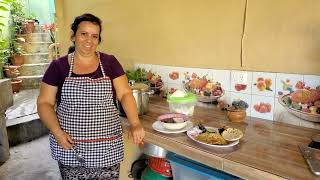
left=279, top=94, right=320, bottom=122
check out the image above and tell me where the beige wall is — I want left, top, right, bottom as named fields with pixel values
left=55, top=0, right=320, bottom=75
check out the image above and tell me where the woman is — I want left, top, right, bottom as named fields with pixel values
left=37, top=13, right=145, bottom=179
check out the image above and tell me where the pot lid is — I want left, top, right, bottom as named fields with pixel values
left=130, top=82, right=149, bottom=92
left=167, top=92, right=197, bottom=103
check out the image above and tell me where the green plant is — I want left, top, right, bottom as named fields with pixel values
left=0, top=38, right=10, bottom=64
left=125, top=68, right=148, bottom=83
left=9, top=0, right=26, bottom=35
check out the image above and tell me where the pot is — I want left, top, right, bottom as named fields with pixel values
left=141, top=142, right=168, bottom=158
left=118, top=81, right=153, bottom=116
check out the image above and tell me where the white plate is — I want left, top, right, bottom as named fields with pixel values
left=186, top=126, right=239, bottom=148
left=152, top=121, right=193, bottom=134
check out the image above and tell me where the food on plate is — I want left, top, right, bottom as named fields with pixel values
left=171, top=90, right=186, bottom=98
left=195, top=132, right=227, bottom=145
left=221, top=128, right=243, bottom=141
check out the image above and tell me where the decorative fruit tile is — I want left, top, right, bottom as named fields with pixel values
left=252, top=72, right=276, bottom=97
left=230, top=70, right=252, bottom=94
left=166, top=83, right=184, bottom=94
left=153, top=65, right=171, bottom=84
left=167, top=66, right=186, bottom=84
left=303, top=75, right=320, bottom=89
left=230, top=92, right=252, bottom=116
left=275, top=73, right=303, bottom=97
left=273, top=97, right=301, bottom=126
left=250, top=95, right=274, bottom=121
left=210, top=69, right=231, bottom=91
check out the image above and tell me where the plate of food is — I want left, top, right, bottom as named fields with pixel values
left=152, top=113, right=193, bottom=134
left=186, top=125, right=241, bottom=148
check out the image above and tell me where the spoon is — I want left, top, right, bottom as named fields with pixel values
left=71, top=146, right=85, bottom=164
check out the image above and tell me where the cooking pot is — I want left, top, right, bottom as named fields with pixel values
left=118, top=81, right=153, bottom=116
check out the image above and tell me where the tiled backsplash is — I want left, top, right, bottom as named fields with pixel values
left=134, top=63, right=320, bottom=130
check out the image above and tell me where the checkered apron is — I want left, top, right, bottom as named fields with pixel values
left=49, top=52, right=124, bottom=168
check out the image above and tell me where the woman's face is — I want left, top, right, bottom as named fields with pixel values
left=72, top=21, right=100, bottom=57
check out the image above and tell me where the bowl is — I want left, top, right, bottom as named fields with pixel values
left=221, top=128, right=243, bottom=141
left=279, top=95, right=320, bottom=122
left=157, top=113, right=190, bottom=130
left=141, top=143, right=168, bottom=158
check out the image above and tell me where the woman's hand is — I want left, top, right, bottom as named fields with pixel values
left=53, top=130, right=74, bottom=150
left=129, top=123, right=145, bottom=146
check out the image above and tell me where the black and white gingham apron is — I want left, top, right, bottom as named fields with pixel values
left=49, top=52, right=124, bottom=168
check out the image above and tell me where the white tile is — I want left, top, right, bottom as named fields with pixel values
left=299, top=120, right=320, bottom=130
left=167, top=83, right=185, bottom=94
left=135, top=64, right=155, bottom=72
left=303, top=75, right=320, bottom=89
left=252, top=72, right=276, bottom=97
left=230, top=70, right=252, bottom=94
left=210, top=69, right=231, bottom=91
left=275, top=73, right=303, bottom=97
left=273, top=97, right=301, bottom=126
left=230, top=92, right=252, bottom=116
left=153, top=65, right=171, bottom=84
left=250, top=95, right=274, bottom=121
left=219, top=91, right=231, bottom=105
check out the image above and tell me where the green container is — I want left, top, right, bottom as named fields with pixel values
left=141, top=167, right=171, bottom=180
left=167, top=93, right=197, bottom=116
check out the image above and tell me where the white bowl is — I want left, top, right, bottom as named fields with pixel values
left=161, top=119, right=188, bottom=130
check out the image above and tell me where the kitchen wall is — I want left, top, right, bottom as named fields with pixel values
left=135, top=63, right=320, bottom=130
left=54, top=0, right=320, bottom=75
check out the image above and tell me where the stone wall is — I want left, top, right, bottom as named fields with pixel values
left=0, top=79, right=13, bottom=165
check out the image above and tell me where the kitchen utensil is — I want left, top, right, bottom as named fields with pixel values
left=298, top=144, right=320, bottom=176
left=71, top=146, right=85, bottom=163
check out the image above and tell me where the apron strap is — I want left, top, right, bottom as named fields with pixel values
left=68, top=51, right=106, bottom=78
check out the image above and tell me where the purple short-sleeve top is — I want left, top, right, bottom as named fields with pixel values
left=42, top=52, right=125, bottom=106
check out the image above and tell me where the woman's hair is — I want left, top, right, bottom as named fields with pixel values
left=69, top=13, right=102, bottom=53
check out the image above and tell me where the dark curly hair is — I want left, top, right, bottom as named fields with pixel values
left=69, top=13, right=102, bottom=53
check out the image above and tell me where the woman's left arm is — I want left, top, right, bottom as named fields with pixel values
left=113, top=75, right=145, bottom=145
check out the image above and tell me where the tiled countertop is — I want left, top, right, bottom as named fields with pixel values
left=125, top=96, right=320, bottom=180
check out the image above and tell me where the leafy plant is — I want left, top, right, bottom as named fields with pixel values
left=0, top=38, right=10, bottom=64
left=9, top=0, right=26, bottom=35
left=125, top=68, right=148, bottom=83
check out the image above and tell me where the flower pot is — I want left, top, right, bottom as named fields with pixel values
left=10, top=55, right=25, bottom=66
left=4, top=67, right=20, bottom=78
left=227, top=109, right=246, bottom=123
left=11, top=78, right=22, bottom=93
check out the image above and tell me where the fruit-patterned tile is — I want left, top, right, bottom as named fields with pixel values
left=167, top=83, right=185, bottom=94
left=250, top=95, right=274, bottom=121
left=275, top=73, right=303, bottom=97
left=273, top=97, right=301, bottom=126
left=230, top=70, right=252, bottom=94
left=153, top=65, right=171, bottom=84
left=219, top=91, right=231, bottom=105
left=167, top=66, right=186, bottom=85
left=303, top=75, right=320, bottom=89
left=230, top=92, right=252, bottom=116
left=252, top=72, right=276, bottom=97
left=210, top=69, right=231, bottom=91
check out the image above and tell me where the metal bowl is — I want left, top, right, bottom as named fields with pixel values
left=141, top=143, right=168, bottom=158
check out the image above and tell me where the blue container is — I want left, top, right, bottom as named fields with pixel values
left=167, top=152, right=242, bottom=180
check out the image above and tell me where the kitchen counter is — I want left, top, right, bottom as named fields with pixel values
left=127, top=96, right=320, bottom=180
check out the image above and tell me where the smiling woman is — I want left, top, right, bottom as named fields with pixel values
left=37, top=13, right=145, bottom=180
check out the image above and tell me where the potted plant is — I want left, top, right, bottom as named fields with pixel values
left=9, top=0, right=27, bottom=35
left=8, top=40, right=25, bottom=66
left=226, top=100, right=249, bottom=123
left=23, top=13, right=37, bottom=34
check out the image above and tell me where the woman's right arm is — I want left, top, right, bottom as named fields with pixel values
left=37, top=82, right=74, bottom=149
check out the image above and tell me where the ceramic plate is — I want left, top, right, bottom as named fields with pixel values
left=152, top=120, right=193, bottom=134
left=186, top=126, right=239, bottom=148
